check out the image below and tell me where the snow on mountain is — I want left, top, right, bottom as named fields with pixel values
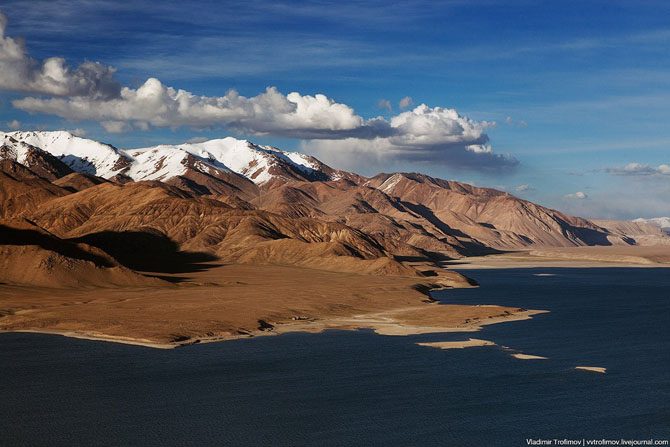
left=1, top=131, right=343, bottom=185
left=1, top=133, right=75, bottom=180
left=376, top=173, right=405, bottom=193
left=2, top=131, right=130, bottom=178
left=634, top=217, right=670, bottom=230
left=124, top=146, right=191, bottom=181
left=1, top=134, right=37, bottom=166
left=148, top=137, right=326, bottom=184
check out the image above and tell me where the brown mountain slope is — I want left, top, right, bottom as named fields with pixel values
left=4, top=156, right=666, bottom=287
left=253, top=180, right=476, bottom=259
left=365, top=172, right=626, bottom=248
left=26, top=181, right=233, bottom=240
left=1, top=131, right=658, bottom=258
left=0, top=219, right=163, bottom=288
left=53, top=172, right=108, bottom=192
left=21, top=180, right=408, bottom=275
left=593, top=219, right=670, bottom=246
left=0, top=161, right=69, bottom=218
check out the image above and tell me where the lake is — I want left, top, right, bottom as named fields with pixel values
left=1, top=268, right=669, bottom=446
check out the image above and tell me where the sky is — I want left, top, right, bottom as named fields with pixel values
left=0, top=0, right=669, bottom=219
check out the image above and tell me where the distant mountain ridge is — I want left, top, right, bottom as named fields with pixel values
left=1, top=131, right=359, bottom=186
left=2, top=130, right=669, bottom=287
left=634, top=217, right=670, bottom=233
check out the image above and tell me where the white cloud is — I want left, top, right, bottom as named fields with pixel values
left=303, top=105, right=516, bottom=170
left=377, top=99, right=392, bottom=112
left=15, top=79, right=369, bottom=138
left=16, top=79, right=515, bottom=168
left=6, top=119, right=20, bottom=130
left=100, top=121, right=131, bottom=134
left=1, top=12, right=515, bottom=171
left=565, top=191, right=588, bottom=199
left=605, top=162, right=670, bottom=176
left=0, top=12, right=120, bottom=99
left=515, top=184, right=534, bottom=192
left=399, top=96, right=413, bottom=109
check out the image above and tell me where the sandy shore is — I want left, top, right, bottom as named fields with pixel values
left=446, top=245, right=670, bottom=269
left=274, top=306, right=547, bottom=337
left=7, top=329, right=177, bottom=349
left=0, top=263, right=545, bottom=349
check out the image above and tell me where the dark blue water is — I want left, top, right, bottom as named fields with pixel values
left=1, top=269, right=669, bottom=446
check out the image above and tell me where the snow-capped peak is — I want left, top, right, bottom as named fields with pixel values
left=127, top=137, right=328, bottom=185
left=1, top=131, right=344, bottom=186
left=2, top=130, right=130, bottom=178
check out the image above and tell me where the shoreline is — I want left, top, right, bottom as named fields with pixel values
left=0, top=263, right=544, bottom=350
left=4, top=247, right=666, bottom=350
left=271, top=306, right=548, bottom=337
left=3, top=329, right=178, bottom=349
left=0, top=306, right=548, bottom=350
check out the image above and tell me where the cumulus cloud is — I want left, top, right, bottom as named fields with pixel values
left=565, top=191, right=588, bottom=199
left=399, top=96, right=413, bottom=109
left=303, top=105, right=517, bottom=170
left=6, top=119, right=20, bottom=130
left=15, top=78, right=515, bottom=168
left=1, top=11, right=515, bottom=170
left=14, top=79, right=375, bottom=139
left=605, top=162, right=670, bottom=176
left=0, top=12, right=120, bottom=99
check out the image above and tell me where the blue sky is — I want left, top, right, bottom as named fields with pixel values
left=1, top=0, right=669, bottom=218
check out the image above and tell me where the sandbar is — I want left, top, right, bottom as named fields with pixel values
left=575, top=366, right=607, bottom=374
left=511, top=353, right=548, bottom=360
left=416, top=338, right=496, bottom=350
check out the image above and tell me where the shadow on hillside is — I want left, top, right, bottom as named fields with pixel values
left=0, top=225, right=116, bottom=267
left=397, top=202, right=504, bottom=256
left=453, top=240, right=504, bottom=257
left=569, top=227, right=614, bottom=246
left=400, top=202, right=471, bottom=239
left=70, top=231, right=220, bottom=278
left=0, top=226, right=220, bottom=283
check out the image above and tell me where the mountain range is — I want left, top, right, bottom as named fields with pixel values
left=1, top=130, right=667, bottom=287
